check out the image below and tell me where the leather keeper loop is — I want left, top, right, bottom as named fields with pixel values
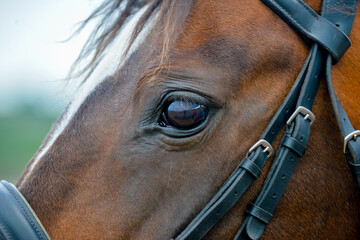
left=246, top=203, right=273, bottom=224
left=239, top=158, right=262, bottom=178
left=282, top=135, right=306, bottom=157
left=348, top=161, right=360, bottom=175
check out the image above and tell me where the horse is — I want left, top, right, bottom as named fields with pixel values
left=3, top=0, right=360, bottom=239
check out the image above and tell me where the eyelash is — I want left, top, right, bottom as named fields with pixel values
left=163, top=94, right=203, bottom=106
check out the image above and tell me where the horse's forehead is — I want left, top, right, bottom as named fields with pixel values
left=151, top=0, right=301, bottom=98
left=177, top=0, right=266, bottom=45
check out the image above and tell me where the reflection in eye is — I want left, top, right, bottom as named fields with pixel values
left=161, top=100, right=208, bottom=129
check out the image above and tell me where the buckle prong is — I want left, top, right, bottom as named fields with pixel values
left=286, top=106, right=315, bottom=126
left=263, top=146, right=270, bottom=153
left=248, top=139, right=273, bottom=158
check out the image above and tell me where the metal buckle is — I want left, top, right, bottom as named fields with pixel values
left=343, top=130, right=360, bottom=154
left=248, top=139, right=274, bottom=157
left=286, top=106, right=315, bottom=126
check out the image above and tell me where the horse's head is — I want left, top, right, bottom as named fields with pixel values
left=15, top=0, right=360, bottom=239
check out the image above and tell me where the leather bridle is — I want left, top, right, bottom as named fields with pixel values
left=0, top=181, right=49, bottom=239
left=0, top=0, right=359, bottom=240
left=173, top=0, right=360, bottom=239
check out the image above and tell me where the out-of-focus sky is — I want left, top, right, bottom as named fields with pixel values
left=0, top=0, right=101, bottom=116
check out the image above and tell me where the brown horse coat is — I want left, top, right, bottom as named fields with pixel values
left=17, top=0, right=360, bottom=239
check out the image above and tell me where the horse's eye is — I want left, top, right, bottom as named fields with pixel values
left=161, top=101, right=208, bottom=129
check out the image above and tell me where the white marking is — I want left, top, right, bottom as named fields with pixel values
left=19, top=5, right=155, bottom=186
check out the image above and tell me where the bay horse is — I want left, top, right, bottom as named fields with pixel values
left=3, top=0, right=360, bottom=239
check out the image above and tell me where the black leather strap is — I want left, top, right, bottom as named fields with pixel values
left=234, top=43, right=325, bottom=240
left=325, top=55, right=360, bottom=192
left=261, top=0, right=351, bottom=63
left=260, top=48, right=314, bottom=143
left=172, top=150, right=269, bottom=240
left=322, top=0, right=360, bottom=193
left=172, top=48, right=315, bottom=240
left=0, top=180, right=50, bottom=240
left=0, top=1, right=358, bottom=240
left=282, top=135, right=306, bottom=157
left=349, top=161, right=360, bottom=175
left=173, top=0, right=358, bottom=234
left=246, top=204, right=272, bottom=225
left=321, top=0, right=358, bottom=36
left=239, top=158, right=262, bottom=179
left=233, top=0, right=358, bottom=239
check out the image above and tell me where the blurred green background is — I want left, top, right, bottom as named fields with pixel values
left=0, top=109, right=56, bottom=183
left=0, top=0, right=100, bottom=184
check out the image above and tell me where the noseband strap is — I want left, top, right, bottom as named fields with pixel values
left=0, top=180, right=50, bottom=240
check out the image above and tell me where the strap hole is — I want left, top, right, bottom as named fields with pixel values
left=290, top=156, right=294, bottom=161
left=300, top=136, right=303, bottom=142
left=234, top=191, right=238, bottom=196
left=271, top=130, right=275, bottom=135
left=216, top=211, right=220, bottom=215
left=272, top=193, right=276, bottom=198
left=336, top=23, right=340, bottom=27
left=282, top=174, right=286, bottom=179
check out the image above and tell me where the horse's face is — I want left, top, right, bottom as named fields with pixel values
left=17, top=0, right=310, bottom=239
